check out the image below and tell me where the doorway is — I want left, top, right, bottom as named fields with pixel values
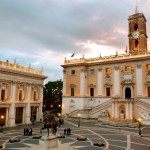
left=15, top=107, right=23, bottom=124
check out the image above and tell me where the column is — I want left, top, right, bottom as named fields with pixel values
left=5, top=108, right=9, bottom=126
left=129, top=103, right=133, bottom=119
left=125, top=103, right=129, bottom=119
left=80, top=68, right=85, bottom=96
left=114, top=67, right=120, bottom=96
left=111, top=103, right=115, bottom=118
left=36, top=107, right=39, bottom=121
left=9, top=82, right=16, bottom=127
left=0, top=84, right=1, bottom=100
left=136, top=65, right=143, bottom=96
left=39, top=86, right=43, bottom=121
left=98, top=68, right=102, bottom=96
left=114, top=102, right=118, bottom=118
left=22, top=107, right=25, bottom=124
left=62, top=70, right=66, bottom=96
left=25, top=84, right=31, bottom=124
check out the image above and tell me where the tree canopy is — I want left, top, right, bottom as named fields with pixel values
left=43, top=80, right=63, bottom=112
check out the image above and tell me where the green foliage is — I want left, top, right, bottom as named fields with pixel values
left=43, top=80, right=63, bottom=111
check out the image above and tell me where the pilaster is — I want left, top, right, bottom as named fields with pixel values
left=9, top=81, right=16, bottom=127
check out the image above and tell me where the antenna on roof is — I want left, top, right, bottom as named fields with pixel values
left=135, top=0, right=138, bottom=14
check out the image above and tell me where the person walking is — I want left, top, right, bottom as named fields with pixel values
left=64, top=128, right=67, bottom=135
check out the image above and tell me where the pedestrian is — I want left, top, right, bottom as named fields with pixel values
left=32, top=118, right=35, bottom=125
left=68, top=128, right=71, bottom=135
left=58, top=118, right=61, bottom=127
left=28, top=128, right=32, bottom=135
left=67, top=128, right=69, bottom=135
left=61, top=118, right=64, bottom=125
left=26, top=128, right=29, bottom=135
left=24, top=128, right=26, bottom=135
left=64, top=128, right=66, bottom=135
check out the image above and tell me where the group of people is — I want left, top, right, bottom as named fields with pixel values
left=24, top=128, right=32, bottom=136
left=64, top=128, right=71, bottom=135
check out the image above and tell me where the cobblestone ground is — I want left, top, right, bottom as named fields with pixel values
left=0, top=119, right=150, bottom=150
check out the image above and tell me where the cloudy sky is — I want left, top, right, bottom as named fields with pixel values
left=0, top=0, right=150, bottom=83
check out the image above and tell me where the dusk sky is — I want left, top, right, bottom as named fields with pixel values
left=0, top=0, right=150, bottom=83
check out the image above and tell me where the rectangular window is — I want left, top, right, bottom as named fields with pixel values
left=90, top=69, right=95, bottom=74
left=71, top=70, right=76, bottom=75
left=106, top=87, right=110, bottom=96
left=147, top=64, right=150, bottom=70
left=34, top=91, right=36, bottom=100
left=90, top=88, right=94, bottom=96
left=148, top=87, right=150, bottom=97
left=125, top=66, right=131, bottom=72
left=106, top=68, right=111, bottom=73
left=19, top=91, right=22, bottom=101
left=71, top=88, right=74, bottom=96
left=1, top=90, right=5, bottom=100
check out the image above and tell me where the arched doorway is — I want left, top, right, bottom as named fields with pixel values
left=125, top=87, right=131, bottom=98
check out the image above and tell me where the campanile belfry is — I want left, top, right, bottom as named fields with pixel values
left=128, top=9, right=148, bottom=55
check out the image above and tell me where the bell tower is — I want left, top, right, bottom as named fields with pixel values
left=128, top=10, right=148, bottom=55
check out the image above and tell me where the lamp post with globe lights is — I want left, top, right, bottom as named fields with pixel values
left=0, top=115, right=4, bottom=133
left=138, top=118, right=142, bottom=136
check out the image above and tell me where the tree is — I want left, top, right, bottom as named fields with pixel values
left=43, top=80, right=63, bottom=114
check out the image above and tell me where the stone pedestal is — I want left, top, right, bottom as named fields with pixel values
left=39, top=134, right=59, bottom=150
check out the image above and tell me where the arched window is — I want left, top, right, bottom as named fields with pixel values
left=134, top=23, right=138, bottom=31
left=125, top=87, right=131, bottom=98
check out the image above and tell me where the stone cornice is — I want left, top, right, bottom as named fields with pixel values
left=0, top=67, right=47, bottom=80
left=62, top=53, right=150, bottom=67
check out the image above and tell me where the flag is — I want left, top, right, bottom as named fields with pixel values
left=125, top=46, right=128, bottom=53
left=71, top=53, right=75, bottom=57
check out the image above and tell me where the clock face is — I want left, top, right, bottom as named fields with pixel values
left=132, top=31, right=139, bottom=39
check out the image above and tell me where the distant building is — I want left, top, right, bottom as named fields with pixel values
left=62, top=10, right=150, bottom=124
left=0, top=60, right=47, bottom=127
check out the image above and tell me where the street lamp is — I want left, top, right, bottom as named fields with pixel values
left=78, top=114, right=80, bottom=127
left=0, top=115, right=4, bottom=133
left=138, top=118, right=142, bottom=136
left=58, top=113, right=61, bottom=117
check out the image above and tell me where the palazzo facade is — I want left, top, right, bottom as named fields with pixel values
left=0, top=60, right=47, bottom=127
left=62, top=11, right=150, bottom=124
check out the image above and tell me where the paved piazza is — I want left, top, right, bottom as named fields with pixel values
left=0, top=119, right=150, bottom=150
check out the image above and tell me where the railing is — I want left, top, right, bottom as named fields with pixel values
left=67, top=109, right=90, bottom=117
left=64, top=51, right=150, bottom=65
left=0, top=61, right=43, bottom=75
left=113, top=98, right=135, bottom=102
left=90, top=99, right=113, bottom=115
left=135, top=98, right=150, bottom=108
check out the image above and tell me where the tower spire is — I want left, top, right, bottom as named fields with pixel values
left=135, top=0, right=138, bottom=14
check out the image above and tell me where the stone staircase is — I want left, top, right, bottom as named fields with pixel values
left=89, top=99, right=113, bottom=118
left=67, top=109, right=91, bottom=118
left=67, top=99, right=113, bottom=119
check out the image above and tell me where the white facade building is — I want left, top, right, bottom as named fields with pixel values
left=0, top=60, right=47, bottom=127
left=62, top=10, right=150, bottom=125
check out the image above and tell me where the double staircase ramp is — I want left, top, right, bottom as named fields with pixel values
left=67, top=99, right=113, bottom=119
